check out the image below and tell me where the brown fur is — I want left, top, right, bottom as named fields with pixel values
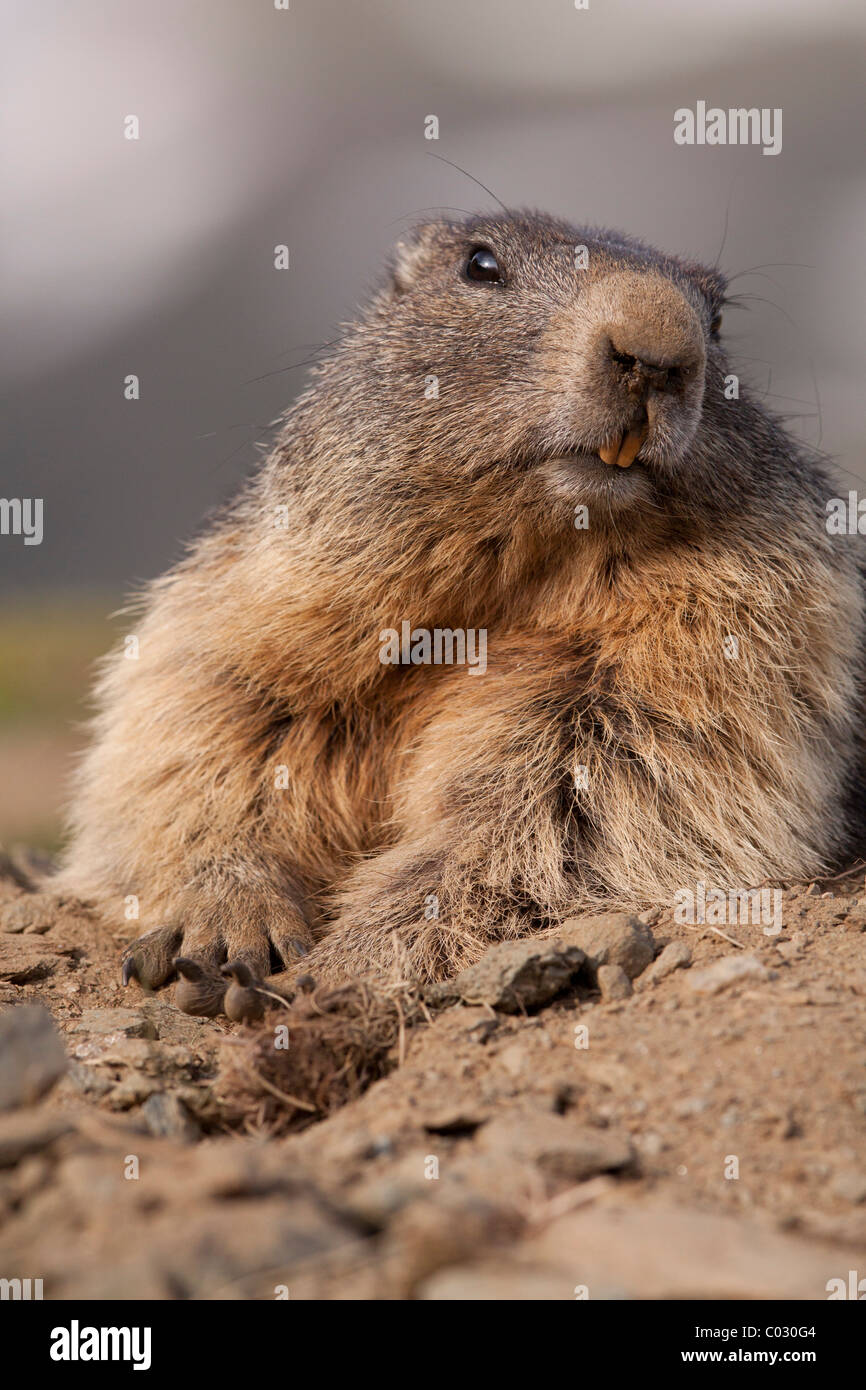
left=54, top=213, right=865, bottom=1000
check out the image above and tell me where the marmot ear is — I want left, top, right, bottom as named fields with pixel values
left=387, top=222, right=442, bottom=296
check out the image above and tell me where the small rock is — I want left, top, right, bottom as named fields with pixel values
left=687, top=954, right=767, bottom=996
left=638, top=907, right=662, bottom=927
left=639, top=1132, right=666, bottom=1157
left=637, top=940, right=692, bottom=989
left=0, top=1005, right=68, bottom=1110
left=1, top=893, right=57, bottom=934
left=72, top=1036, right=154, bottom=1066
left=831, top=1171, right=866, bottom=1204
left=597, top=964, right=633, bottom=1000
left=138, top=999, right=219, bottom=1045
left=497, top=1042, right=529, bottom=1075
left=476, top=1111, right=635, bottom=1184
left=70, top=1008, right=158, bottom=1041
left=556, top=913, right=655, bottom=982
left=453, top=939, right=586, bottom=1013
left=0, top=937, right=71, bottom=983
left=63, top=1061, right=114, bottom=1099
left=107, top=1073, right=158, bottom=1109
left=805, top=882, right=821, bottom=896
left=0, top=1109, right=73, bottom=1167
left=141, top=1091, right=201, bottom=1142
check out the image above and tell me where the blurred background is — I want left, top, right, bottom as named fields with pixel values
left=1, top=0, right=864, bottom=848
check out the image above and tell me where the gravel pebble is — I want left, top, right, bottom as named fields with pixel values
left=637, top=940, right=692, bottom=989
left=141, top=1091, right=201, bottom=1143
left=687, top=953, right=767, bottom=996
left=0, top=1005, right=68, bottom=1110
left=831, top=1171, right=866, bottom=1204
left=70, top=1008, right=158, bottom=1041
left=556, top=913, right=655, bottom=982
left=597, top=964, right=633, bottom=1000
left=453, top=939, right=586, bottom=1013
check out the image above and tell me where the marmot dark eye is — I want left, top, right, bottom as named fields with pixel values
left=466, top=247, right=503, bottom=284
left=710, top=313, right=723, bottom=336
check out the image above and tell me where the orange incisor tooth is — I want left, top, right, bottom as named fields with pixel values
left=616, top=425, right=647, bottom=467
left=598, top=435, right=623, bottom=466
left=600, top=425, right=648, bottom=468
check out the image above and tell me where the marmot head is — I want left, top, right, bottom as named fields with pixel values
left=287, top=212, right=814, bottom=562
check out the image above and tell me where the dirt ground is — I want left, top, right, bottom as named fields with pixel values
left=1, top=857, right=866, bottom=1301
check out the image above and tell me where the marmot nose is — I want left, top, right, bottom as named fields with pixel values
left=597, top=275, right=706, bottom=403
left=607, top=344, right=683, bottom=399
left=582, top=274, right=706, bottom=466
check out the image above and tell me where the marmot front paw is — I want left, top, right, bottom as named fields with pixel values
left=120, top=909, right=314, bottom=1016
